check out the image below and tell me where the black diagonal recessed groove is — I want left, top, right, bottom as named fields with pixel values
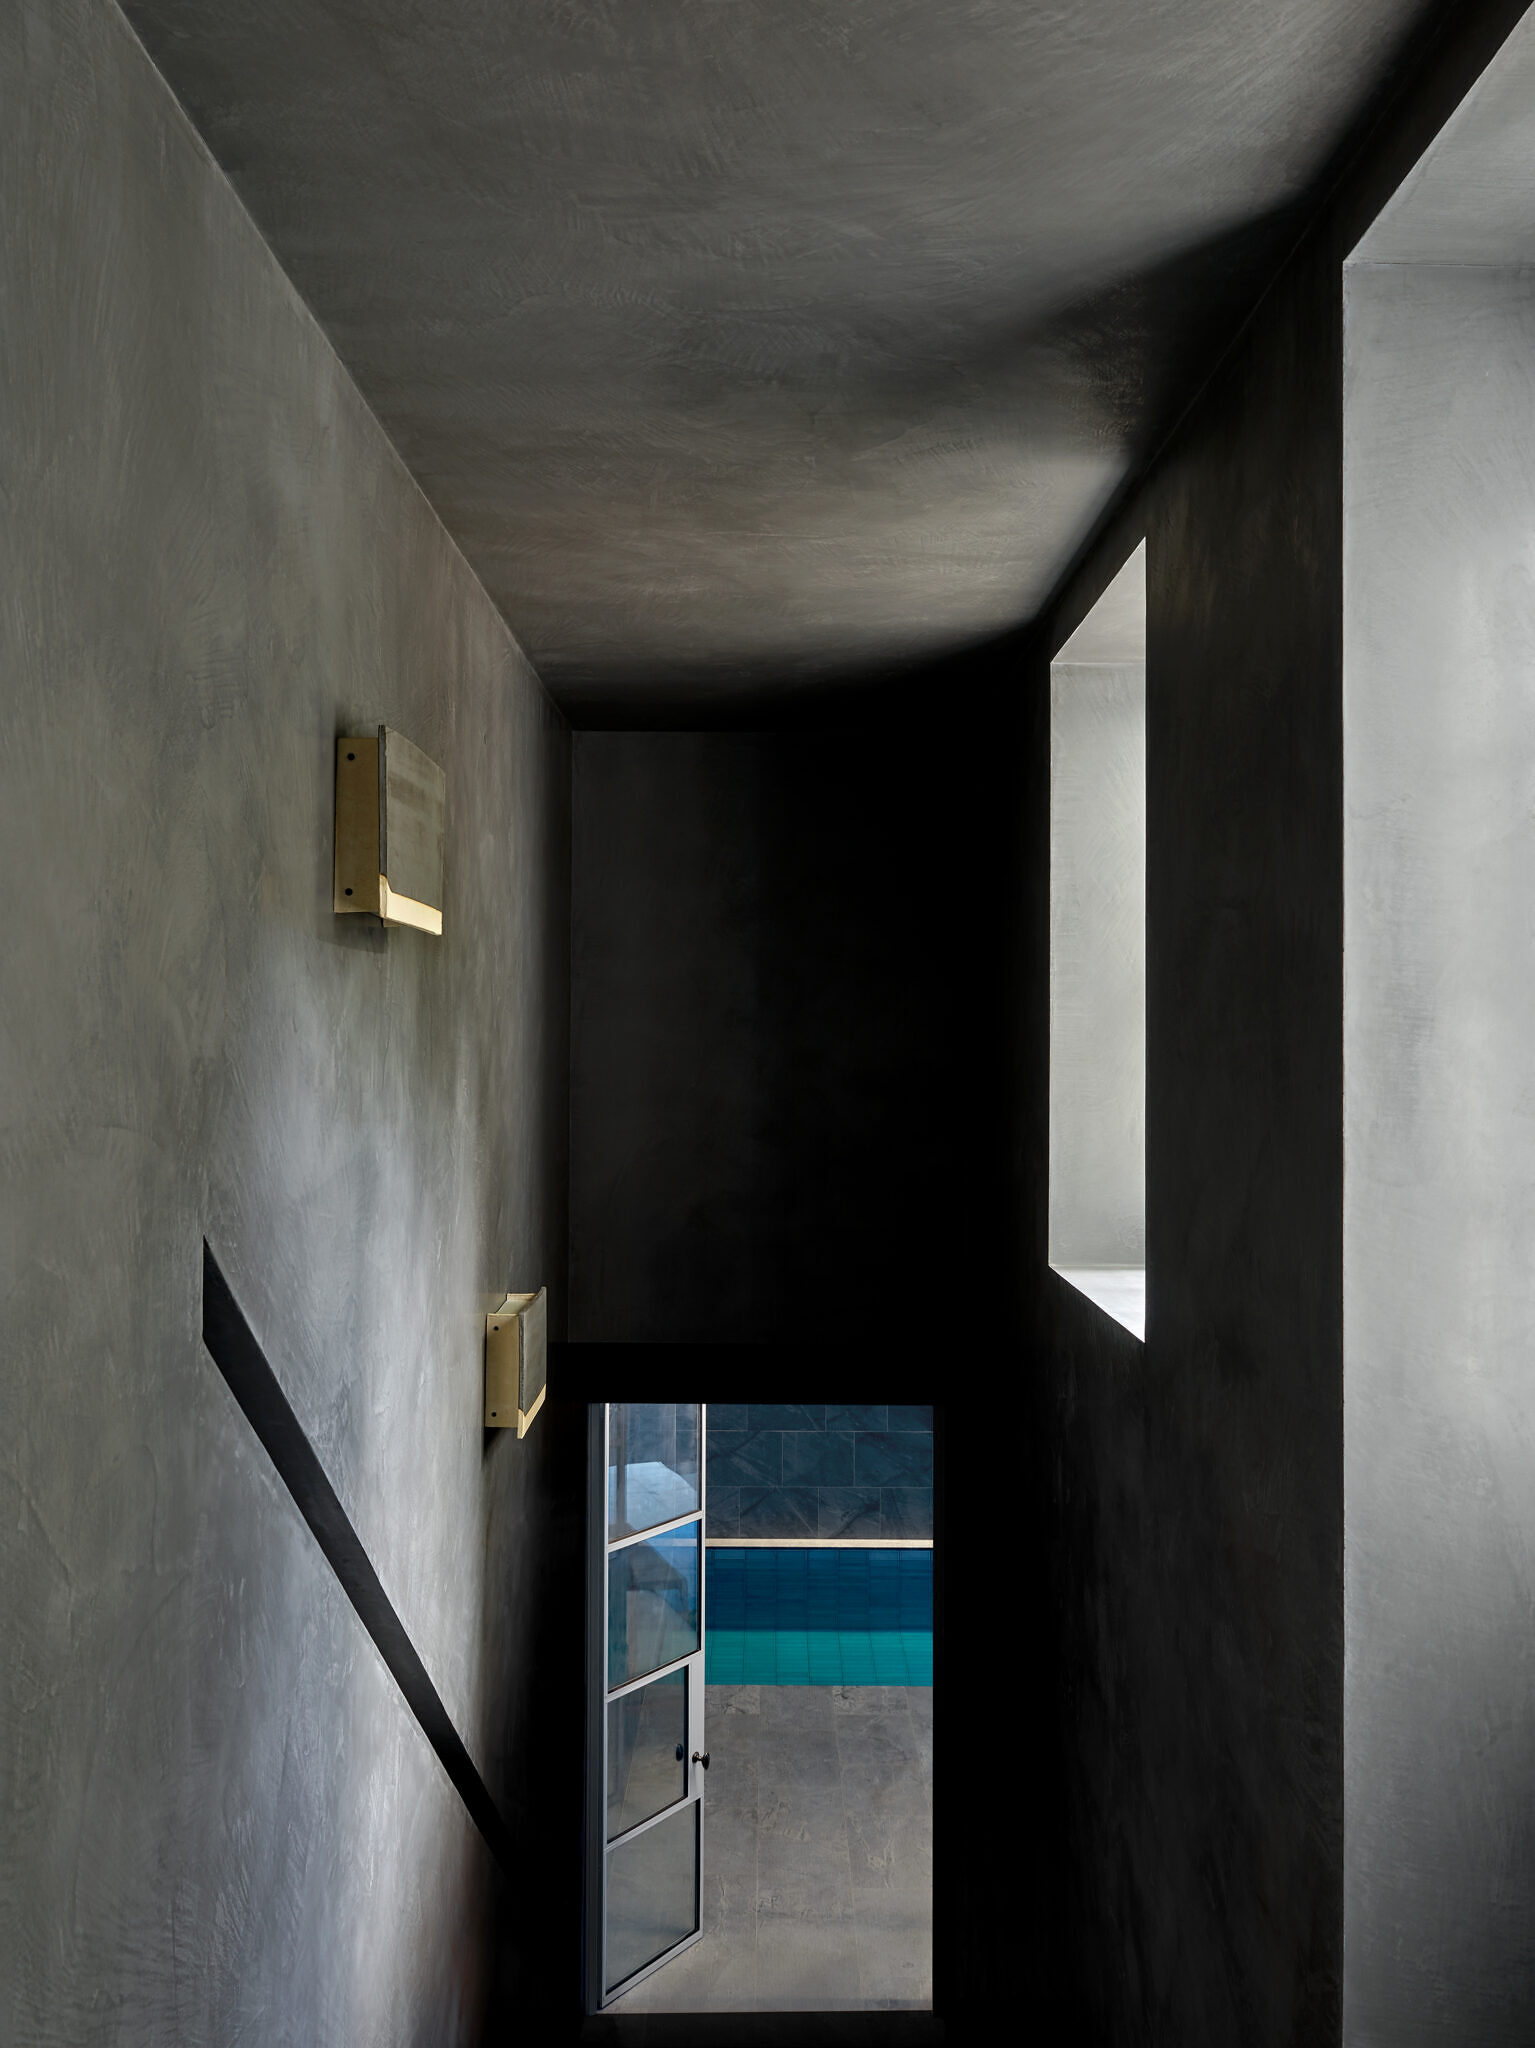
left=200, top=1239, right=514, bottom=1873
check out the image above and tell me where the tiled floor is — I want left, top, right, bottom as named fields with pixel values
left=606, top=1683, right=932, bottom=2014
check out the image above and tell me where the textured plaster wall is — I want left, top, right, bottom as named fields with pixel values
left=1017, top=11, right=1535, bottom=2042
left=0, top=3, right=570, bottom=2041
left=1344, top=260, right=1535, bottom=2043
left=1031, top=226, right=1347, bottom=2043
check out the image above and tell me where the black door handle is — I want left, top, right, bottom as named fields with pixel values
left=692, top=1750, right=710, bottom=1770
left=675, top=1744, right=685, bottom=1761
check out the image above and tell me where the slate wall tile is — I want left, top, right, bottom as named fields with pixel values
left=826, top=1403, right=886, bottom=1432
left=854, top=1432, right=934, bottom=1487
left=782, top=1430, right=855, bottom=1486
left=748, top=1403, right=826, bottom=1432
left=880, top=1489, right=934, bottom=1540
left=740, top=1486, right=819, bottom=1538
left=706, top=1486, right=740, bottom=1537
left=887, top=1404, right=934, bottom=1433
left=710, top=1430, right=782, bottom=1486
left=819, top=1488, right=882, bottom=1537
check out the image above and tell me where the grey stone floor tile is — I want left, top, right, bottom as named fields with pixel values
left=708, top=1788, right=757, bottom=1839
left=757, top=1827, right=854, bottom=1900
left=708, top=1716, right=758, bottom=1757
left=913, top=1732, right=933, bottom=1796
left=756, top=1785, right=847, bottom=1846
left=707, top=1735, right=758, bottom=1768
left=757, top=1700, right=840, bottom=1744
left=755, top=1912, right=862, bottom=2009
left=853, top=1888, right=933, bottom=2005
left=836, top=1712, right=921, bottom=1768
left=705, top=1742, right=758, bottom=1791
left=829, top=1683, right=907, bottom=1714
left=708, top=1879, right=759, bottom=1938
left=703, top=1820, right=757, bottom=1886
left=708, top=1683, right=761, bottom=1717
left=846, top=1804, right=933, bottom=1891
left=757, top=1740, right=842, bottom=1794
left=907, top=1684, right=934, bottom=1730
left=838, top=1751, right=928, bottom=1807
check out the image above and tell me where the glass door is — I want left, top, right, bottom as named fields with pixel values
left=585, top=1403, right=707, bottom=2009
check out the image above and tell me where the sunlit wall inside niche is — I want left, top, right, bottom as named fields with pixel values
left=1048, top=541, right=1146, bottom=1340
left=1345, top=15, right=1535, bottom=2035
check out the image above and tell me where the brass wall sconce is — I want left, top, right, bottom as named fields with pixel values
left=333, top=727, right=445, bottom=935
left=485, top=1288, right=547, bottom=1435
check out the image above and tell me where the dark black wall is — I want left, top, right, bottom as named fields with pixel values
left=569, top=726, right=1012, bottom=1345
left=1033, top=235, right=1347, bottom=2046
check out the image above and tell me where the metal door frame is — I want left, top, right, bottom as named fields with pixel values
left=584, top=1402, right=707, bottom=2011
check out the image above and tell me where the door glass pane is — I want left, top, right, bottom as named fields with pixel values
left=608, top=1403, right=701, bottom=1539
left=608, top=1521, right=700, bottom=1688
left=608, top=1670, right=687, bottom=1841
left=605, top=1803, right=698, bottom=1993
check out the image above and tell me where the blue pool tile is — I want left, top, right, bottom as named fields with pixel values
left=871, top=1637, right=910, bottom=1682
left=808, top=1634, right=844, bottom=1682
left=708, top=1402, right=749, bottom=1432
left=703, top=1545, right=932, bottom=1687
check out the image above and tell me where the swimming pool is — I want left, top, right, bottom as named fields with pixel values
left=704, top=1545, right=933, bottom=1685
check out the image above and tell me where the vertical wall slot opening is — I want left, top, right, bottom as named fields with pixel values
left=1048, top=540, right=1147, bottom=1340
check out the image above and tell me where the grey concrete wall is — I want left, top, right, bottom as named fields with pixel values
left=1012, top=12, right=1535, bottom=2041
left=1048, top=659, right=1146, bottom=1270
left=1343, top=259, right=1535, bottom=2044
left=0, top=3, right=570, bottom=2040
left=1029, top=225, right=1347, bottom=2042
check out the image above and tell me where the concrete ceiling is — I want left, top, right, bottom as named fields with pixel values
left=121, top=0, right=1438, bottom=718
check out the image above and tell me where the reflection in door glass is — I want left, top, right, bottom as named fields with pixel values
left=608, top=1403, right=701, bottom=1538
left=609, top=1521, right=700, bottom=1687
left=605, top=1802, right=698, bottom=1993
left=608, top=1669, right=687, bottom=1840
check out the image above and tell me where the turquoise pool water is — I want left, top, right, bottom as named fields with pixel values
left=705, top=1545, right=933, bottom=1685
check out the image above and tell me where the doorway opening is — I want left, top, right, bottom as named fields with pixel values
left=590, top=1402, right=933, bottom=2015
